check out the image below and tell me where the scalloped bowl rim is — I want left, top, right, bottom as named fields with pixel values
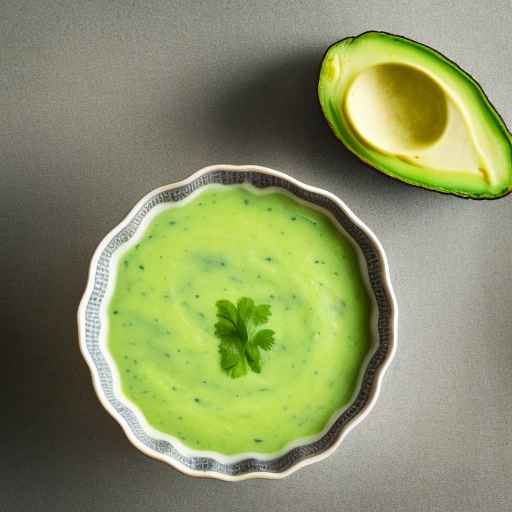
left=77, top=164, right=397, bottom=481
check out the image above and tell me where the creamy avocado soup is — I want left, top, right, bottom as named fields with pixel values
left=107, top=186, right=372, bottom=455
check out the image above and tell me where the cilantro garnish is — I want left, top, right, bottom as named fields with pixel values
left=214, top=297, right=275, bottom=378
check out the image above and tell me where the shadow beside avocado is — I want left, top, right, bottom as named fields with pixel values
left=175, top=49, right=421, bottom=205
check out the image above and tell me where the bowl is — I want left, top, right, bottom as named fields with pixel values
left=77, top=164, right=397, bottom=480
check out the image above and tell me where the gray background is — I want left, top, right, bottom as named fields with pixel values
left=2, top=1, right=511, bottom=510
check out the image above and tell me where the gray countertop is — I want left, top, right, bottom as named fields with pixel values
left=2, top=1, right=511, bottom=511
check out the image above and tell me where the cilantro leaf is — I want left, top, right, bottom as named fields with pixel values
left=237, top=297, right=254, bottom=324
left=253, top=304, right=271, bottom=325
left=251, top=329, right=275, bottom=351
left=219, top=340, right=246, bottom=378
left=214, top=318, right=237, bottom=338
left=217, top=300, right=238, bottom=322
left=214, top=297, right=276, bottom=378
left=218, top=339, right=240, bottom=369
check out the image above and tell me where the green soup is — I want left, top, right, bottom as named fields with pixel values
left=107, top=186, right=372, bottom=455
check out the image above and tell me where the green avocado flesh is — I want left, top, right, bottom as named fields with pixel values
left=318, top=31, right=512, bottom=198
left=107, top=186, right=372, bottom=455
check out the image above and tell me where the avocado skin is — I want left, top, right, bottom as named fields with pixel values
left=318, top=31, right=512, bottom=200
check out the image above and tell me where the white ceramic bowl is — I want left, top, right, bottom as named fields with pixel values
left=78, top=164, right=397, bottom=480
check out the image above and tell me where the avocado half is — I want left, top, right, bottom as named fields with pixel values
left=318, top=31, right=512, bottom=198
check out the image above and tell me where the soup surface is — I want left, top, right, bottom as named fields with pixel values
left=108, top=185, right=372, bottom=454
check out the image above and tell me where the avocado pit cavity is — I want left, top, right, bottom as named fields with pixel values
left=345, top=63, right=448, bottom=155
